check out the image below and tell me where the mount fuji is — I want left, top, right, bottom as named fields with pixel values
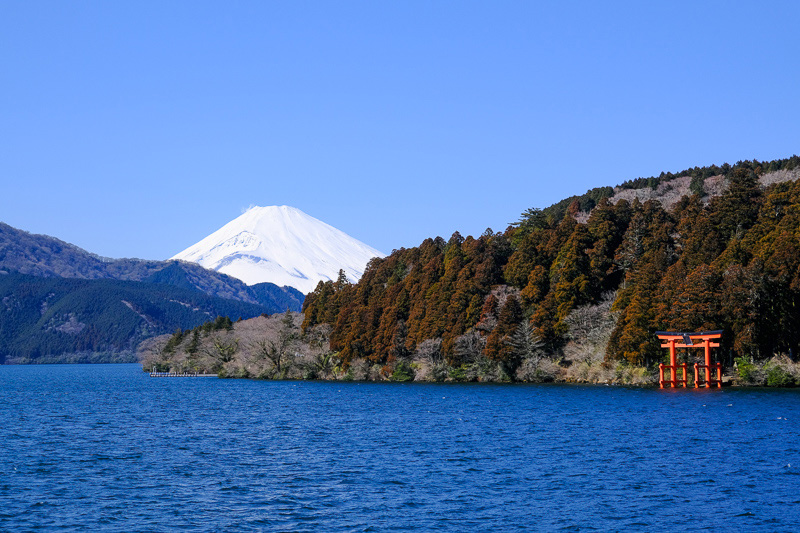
left=171, top=206, right=386, bottom=294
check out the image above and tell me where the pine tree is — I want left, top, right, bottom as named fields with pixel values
left=504, top=321, right=544, bottom=378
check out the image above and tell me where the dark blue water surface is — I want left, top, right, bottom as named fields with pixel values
left=1, top=364, right=800, bottom=531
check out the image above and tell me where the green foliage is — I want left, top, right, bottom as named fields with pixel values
left=734, top=357, right=799, bottom=387
left=186, top=329, right=200, bottom=355
left=163, top=329, right=186, bottom=354
left=150, top=361, right=171, bottom=372
left=540, top=186, right=614, bottom=223
left=210, top=338, right=238, bottom=363
left=448, top=364, right=470, bottom=382
left=391, top=361, right=414, bottom=382
left=214, top=316, right=234, bottom=331
left=144, top=262, right=200, bottom=291
left=735, top=357, right=759, bottom=384
left=689, top=175, right=705, bottom=196
left=766, top=363, right=796, bottom=387
left=512, top=207, right=547, bottom=231
left=247, top=282, right=304, bottom=313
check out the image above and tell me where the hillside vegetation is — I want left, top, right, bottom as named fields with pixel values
left=139, top=312, right=336, bottom=380
left=0, top=222, right=305, bottom=363
left=0, top=271, right=271, bottom=363
left=145, top=155, right=800, bottom=384
left=297, top=156, right=800, bottom=380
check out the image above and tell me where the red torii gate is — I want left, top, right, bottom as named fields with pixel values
left=655, top=331, right=723, bottom=389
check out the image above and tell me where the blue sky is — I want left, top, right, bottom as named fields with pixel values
left=1, top=1, right=798, bottom=259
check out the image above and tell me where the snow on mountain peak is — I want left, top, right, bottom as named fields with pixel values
left=171, top=206, right=386, bottom=294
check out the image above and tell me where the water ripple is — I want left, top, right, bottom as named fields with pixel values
left=1, top=365, right=800, bottom=531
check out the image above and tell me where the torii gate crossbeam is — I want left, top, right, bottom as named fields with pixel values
left=655, top=330, right=723, bottom=389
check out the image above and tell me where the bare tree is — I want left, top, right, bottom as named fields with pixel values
left=506, top=321, right=544, bottom=367
left=409, top=337, right=447, bottom=381
left=249, top=311, right=299, bottom=378
left=453, top=330, right=485, bottom=365
left=563, top=291, right=617, bottom=364
left=303, top=351, right=337, bottom=380
left=413, top=338, right=443, bottom=366
left=508, top=322, right=560, bottom=382
left=303, top=323, right=332, bottom=353
left=203, top=335, right=239, bottom=371
left=137, top=335, right=171, bottom=371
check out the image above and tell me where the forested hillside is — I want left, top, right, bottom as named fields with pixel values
left=0, top=271, right=271, bottom=363
left=302, top=156, right=800, bottom=378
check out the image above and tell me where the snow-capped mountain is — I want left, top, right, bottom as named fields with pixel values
left=171, top=206, right=386, bottom=294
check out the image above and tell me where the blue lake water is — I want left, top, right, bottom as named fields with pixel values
left=1, top=364, right=799, bottom=531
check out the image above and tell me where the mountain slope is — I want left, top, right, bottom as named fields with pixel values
left=0, top=222, right=303, bottom=312
left=0, top=270, right=271, bottom=364
left=172, top=206, right=386, bottom=294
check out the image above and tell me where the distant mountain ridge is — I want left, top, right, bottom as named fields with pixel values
left=0, top=270, right=270, bottom=364
left=171, top=206, right=386, bottom=294
left=0, top=222, right=303, bottom=311
left=0, top=221, right=305, bottom=363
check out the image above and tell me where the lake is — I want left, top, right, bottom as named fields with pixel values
left=1, top=364, right=799, bottom=531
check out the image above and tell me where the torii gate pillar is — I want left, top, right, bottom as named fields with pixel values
left=655, top=331, right=723, bottom=389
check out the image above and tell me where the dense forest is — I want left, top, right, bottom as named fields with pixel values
left=299, top=156, right=800, bottom=380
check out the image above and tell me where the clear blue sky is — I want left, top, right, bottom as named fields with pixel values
left=2, top=1, right=798, bottom=259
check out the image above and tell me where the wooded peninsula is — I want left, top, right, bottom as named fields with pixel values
left=142, top=156, right=800, bottom=386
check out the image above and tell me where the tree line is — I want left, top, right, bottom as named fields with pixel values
left=301, top=159, right=800, bottom=378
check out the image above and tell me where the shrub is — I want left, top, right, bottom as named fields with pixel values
left=430, top=363, right=449, bottom=382
left=391, top=361, right=414, bottom=382
left=448, top=364, right=469, bottom=382
left=735, top=356, right=762, bottom=385
left=766, top=363, right=796, bottom=387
